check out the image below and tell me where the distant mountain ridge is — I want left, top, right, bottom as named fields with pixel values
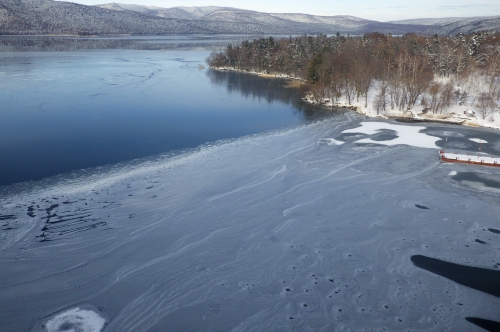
left=95, top=4, right=229, bottom=20
left=0, top=0, right=499, bottom=35
left=389, top=16, right=500, bottom=35
left=95, top=4, right=371, bottom=25
left=94, top=3, right=420, bottom=33
left=389, top=16, right=497, bottom=26
left=95, top=3, right=500, bottom=35
left=424, top=17, right=500, bottom=35
left=0, top=0, right=208, bottom=35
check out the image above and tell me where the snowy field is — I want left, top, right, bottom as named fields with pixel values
left=1, top=115, right=500, bottom=331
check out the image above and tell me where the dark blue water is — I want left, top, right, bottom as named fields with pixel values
left=0, top=37, right=330, bottom=187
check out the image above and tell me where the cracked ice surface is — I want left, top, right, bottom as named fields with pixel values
left=1, top=117, right=500, bottom=332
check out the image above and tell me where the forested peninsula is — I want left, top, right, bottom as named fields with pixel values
left=207, top=33, right=500, bottom=127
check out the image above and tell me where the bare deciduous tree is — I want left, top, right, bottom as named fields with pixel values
left=373, top=82, right=389, bottom=114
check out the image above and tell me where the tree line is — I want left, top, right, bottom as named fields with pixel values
left=207, top=32, right=500, bottom=118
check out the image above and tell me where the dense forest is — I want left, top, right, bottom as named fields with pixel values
left=207, top=33, right=500, bottom=119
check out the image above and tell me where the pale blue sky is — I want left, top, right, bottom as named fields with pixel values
left=68, top=0, right=500, bottom=21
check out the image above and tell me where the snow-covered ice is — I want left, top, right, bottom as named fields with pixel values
left=469, top=138, right=488, bottom=144
left=1, top=117, right=499, bottom=332
left=342, top=122, right=442, bottom=149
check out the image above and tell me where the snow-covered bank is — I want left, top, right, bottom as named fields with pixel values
left=211, top=66, right=306, bottom=81
left=303, top=77, right=500, bottom=131
left=211, top=66, right=500, bottom=130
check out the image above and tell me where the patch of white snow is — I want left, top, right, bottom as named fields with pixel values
left=318, top=138, right=344, bottom=145
left=469, top=138, right=488, bottom=144
left=44, top=307, right=105, bottom=332
left=342, top=122, right=441, bottom=149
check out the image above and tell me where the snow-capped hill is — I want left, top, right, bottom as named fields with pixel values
left=426, top=16, right=500, bottom=34
left=389, top=16, right=496, bottom=26
left=95, top=3, right=186, bottom=18
left=172, top=6, right=227, bottom=19
left=201, top=8, right=293, bottom=25
left=0, top=0, right=210, bottom=35
left=107, top=3, right=152, bottom=13
left=389, top=15, right=500, bottom=34
left=97, top=3, right=125, bottom=11
left=271, top=13, right=372, bottom=25
left=94, top=4, right=241, bottom=20
left=2, top=0, right=498, bottom=35
left=96, top=4, right=376, bottom=29
left=93, top=4, right=424, bottom=33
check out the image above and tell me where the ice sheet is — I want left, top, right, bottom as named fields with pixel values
left=342, top=122, right=441, bottom=149
left=1, top=117, right=499, bottom=332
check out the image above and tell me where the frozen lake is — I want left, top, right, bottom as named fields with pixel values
left=1, top=36, right=500, bottom=332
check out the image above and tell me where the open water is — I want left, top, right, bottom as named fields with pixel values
left=0, top=35, right=326, bottom=187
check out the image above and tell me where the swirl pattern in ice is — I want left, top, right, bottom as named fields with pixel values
left=1, top=117, right=499, bottom=332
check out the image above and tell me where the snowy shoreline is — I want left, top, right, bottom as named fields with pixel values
left=301, top=92, right=500, bottom=130
left=210, top=66, right=306, bottom=81
left=211, top=66, right=500, bottom=131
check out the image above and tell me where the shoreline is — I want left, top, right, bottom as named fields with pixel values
left=302, top=95, right=500, bottom=130
left=211, top=66, right=500, bottom=131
